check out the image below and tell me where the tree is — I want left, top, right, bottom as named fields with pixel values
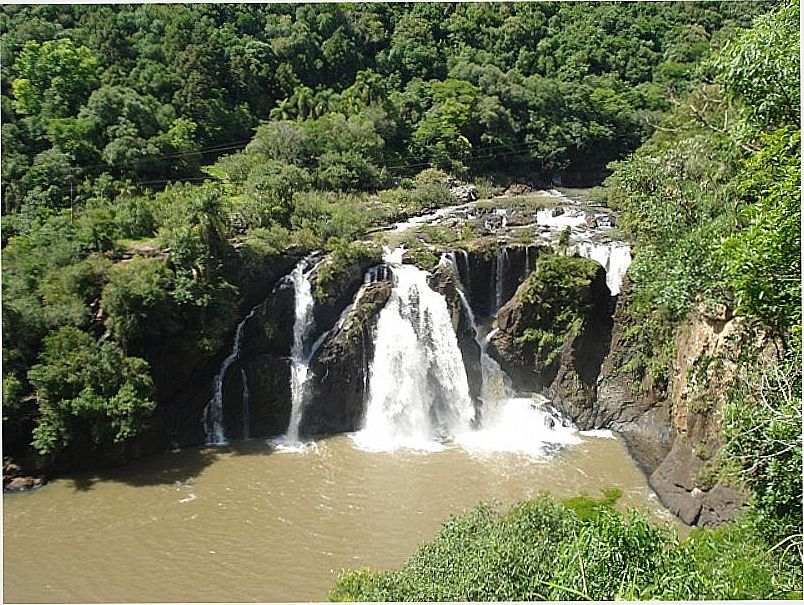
left=11, top=38, right=99, bottom=118
left=27, top=326, right=156, bottom=455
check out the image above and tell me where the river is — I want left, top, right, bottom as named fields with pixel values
left=3, top=431, right=676, bottom=603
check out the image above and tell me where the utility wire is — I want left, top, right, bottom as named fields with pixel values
left=39, top=136, right=547, bottom=198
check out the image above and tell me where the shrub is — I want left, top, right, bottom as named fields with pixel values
left=27, top=326, right=155, bottom=455
left=330, top=493, right=801, bottom=602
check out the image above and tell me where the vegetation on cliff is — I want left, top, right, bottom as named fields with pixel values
left=512, top=254, right=600, bottom=369
left=603, top=0, right=800, bottom=546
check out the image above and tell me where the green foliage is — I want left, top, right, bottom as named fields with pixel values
left=721, top=350, right=802, bottom=544
left=313, top=239, right=381, bottom=301
left=720, top=127, right=801, bottom=337
left=709, top=1, right=799, bottom=133
left=513, top=254, right=599, bottom=369
left=290, top=190, right=369, bottom=246
left=27, top=326, right=155, bottom=455
left=100, top=257, right=176, bottom=347
left=331, top=494, right=801, bottom=601
left=11, top=38, right=99, bottom=117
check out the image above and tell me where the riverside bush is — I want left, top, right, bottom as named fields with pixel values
left=331, top=493, right=802, bottom=601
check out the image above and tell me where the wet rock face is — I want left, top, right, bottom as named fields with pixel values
left=546, top=267, right=615, bottom=424
left=300, top=281, right=393, bottom=436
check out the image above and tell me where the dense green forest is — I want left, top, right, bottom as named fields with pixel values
left=1, top=0, right=771, bottom=457
left=2, top=1, right=800, bottom=600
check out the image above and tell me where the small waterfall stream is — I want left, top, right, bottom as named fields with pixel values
left=570, top=240, right=632, bottom=296
left=240, top=369, right=250, bottom=440
left=283, top=257, right=321, bottom=444
left=202, top=305, right=259, bottom=445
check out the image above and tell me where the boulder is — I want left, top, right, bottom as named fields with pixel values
left=301, top=281, right=393, bottom=435
left=450, top=184, right=479, bottom=203
left=648, top=439, right=743, bottom=527
left=504, top=183, right=532, bottom=196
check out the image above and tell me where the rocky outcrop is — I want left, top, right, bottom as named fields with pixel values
left=642, top=308, right=770, bottom=527
left=301, top=280, right=392, bottom=435
left=589, top=286, right=767, bottom=527
left=649, top=440, right=742, bottom=526
left=488, top=254, right=608, bottom=393
left=573, top=275, right=673, bottom=472
left=546, top=269, right=615, bottom=422
left=3, top=457, right=46, bottom=492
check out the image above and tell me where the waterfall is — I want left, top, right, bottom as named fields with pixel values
left=440, top=253, right=513, bottom=408
left=202, top=305, right=259, bottom=445
left=284, top=257, right=318, bottom=443
left=493, top=246, right=508, bottom=312
left=240, top=369, right=250, bottom=440
left=570, top=240, right=632, bottom=296
left=440, top=249, right=580, bottom=456
left=355, top=248, right=475, bottom=451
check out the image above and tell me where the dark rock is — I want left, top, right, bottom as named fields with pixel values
left=551, top=207, right=565, bottom=217
left=597, top=214, right=616, bottom=228
left=547, top=266, right=615, bottom=425
left=648, top=439, right=744, bottom=527
left=584, top=214, right=598, bottom=229
left=649, top=440, right=704, bottom=525
left=241, top=354, right=292, bottom=438
left=309, top=253, right=381, bottom=340
left=3, top=457, right=47, bottom=493
left=301, top=281, right=393, bottom=435
left=591, top=275, right=673, bottom=468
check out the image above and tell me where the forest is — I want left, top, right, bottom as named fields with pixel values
left=1, top=1, right=801, bottom=601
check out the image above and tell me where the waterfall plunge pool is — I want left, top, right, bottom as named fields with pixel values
left=3, top=429, right=677, bottom=603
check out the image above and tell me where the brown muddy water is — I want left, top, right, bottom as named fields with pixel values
left=3, top=433, right=678, bottom=603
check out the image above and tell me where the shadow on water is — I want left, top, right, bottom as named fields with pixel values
left=64, top=439, right=279, bottom=491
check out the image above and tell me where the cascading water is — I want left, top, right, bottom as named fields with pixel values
left=355, top=248, right=475, bottom=451
left=202, top=305, right=259, bottom=445
left=283, top=257, right=318, bottom=444
left=570, top=240, right=632, bottom=296
left=441, top=253, right=512, bottom=407
left=440, top=250, right=581, bottom=455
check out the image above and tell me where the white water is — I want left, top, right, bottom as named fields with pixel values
left=352, top=249, right=575, bottom=458
left=456, top=397, right=580, bottom=455
left=355, top=248, right=476, bottom=452
left=284, top=258, right=317, bottom=444
left=570, top=240, right=632, bottom=296
left=202, top=305, right=259, bottom=445
left=493, top=246, right=508, bottom=312
left=533, top=197, right=632, bottom=296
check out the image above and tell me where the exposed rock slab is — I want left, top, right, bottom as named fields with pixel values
left=301, top=281, right=392, bottom=435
